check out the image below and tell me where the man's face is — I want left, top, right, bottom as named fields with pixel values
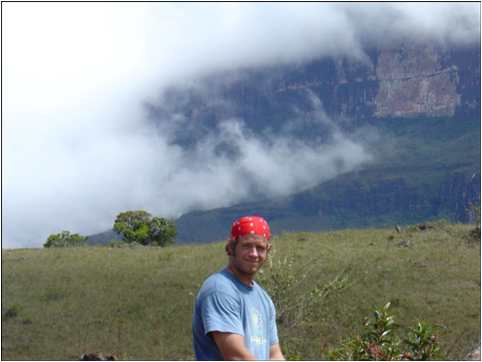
left=230, top=234, right=270, bottom=276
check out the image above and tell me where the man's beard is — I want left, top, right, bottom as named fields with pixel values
left=233, top=259, right=263, bottom=276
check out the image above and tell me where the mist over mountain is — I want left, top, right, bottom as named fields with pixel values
left=148, top=41, right=480, bottom=243
left=3, top=3, right=480, bottom=247
left=89, top=39, right=481, bottom=245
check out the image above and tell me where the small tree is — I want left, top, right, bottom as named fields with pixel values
left=113, top=210, right=152, bottom=244
left=44, top=230, right=87, bottom=248
left=113, top=210, right=176, bottom=246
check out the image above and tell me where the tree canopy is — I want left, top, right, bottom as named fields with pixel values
left=113, top=210, right=176, bottom=246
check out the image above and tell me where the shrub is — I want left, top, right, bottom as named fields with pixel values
left=326, top=303, right=444, bottom=360
left=44, top=230, right=87, bottom=248
left=403, top=322, right=444, bottom=360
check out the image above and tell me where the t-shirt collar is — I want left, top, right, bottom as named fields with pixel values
left=222, top=267, right=255, bottom=290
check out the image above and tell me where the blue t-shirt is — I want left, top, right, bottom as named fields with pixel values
left=192, top=267, right=279, bottom=360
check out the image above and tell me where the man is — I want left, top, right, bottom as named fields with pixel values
left=192, top=215, right=285, bottom=361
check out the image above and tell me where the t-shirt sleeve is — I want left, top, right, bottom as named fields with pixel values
left=269, top=298, right=279, bottom=346
left=201, top=291, right=244, bottom=336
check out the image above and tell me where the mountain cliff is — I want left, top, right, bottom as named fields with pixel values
left=147, top=42, right=479, bottom=133
left=143, top=42, right=480, bottom=244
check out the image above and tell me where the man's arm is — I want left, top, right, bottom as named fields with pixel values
left=269, top=343, right=285, bottom=360
left=211, top=331, right=257, bottom=361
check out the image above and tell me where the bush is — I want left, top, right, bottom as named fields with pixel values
left=44, top=230, right=87, bottom=248
left=326, top=303, right=444, bottom=360
left=404, top=322, right=443, bottom=360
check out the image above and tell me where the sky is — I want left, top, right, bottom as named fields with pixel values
left=2, top=2, right=480, bottom=248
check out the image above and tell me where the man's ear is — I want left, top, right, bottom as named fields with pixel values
left=267, top=243, right=272, bottom=253
left=225, top=241, right=233, bottom=256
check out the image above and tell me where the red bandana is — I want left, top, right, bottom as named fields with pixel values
left=230, top=216, right=271, bottom=241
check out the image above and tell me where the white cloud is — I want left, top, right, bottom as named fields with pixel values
left=2, top=3, right=479, bottom=247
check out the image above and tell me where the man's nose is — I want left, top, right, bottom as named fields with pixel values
left=247, top=246, right=259, bottom=257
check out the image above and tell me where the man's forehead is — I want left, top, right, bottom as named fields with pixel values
left=238, top=234, right=269, bottom=244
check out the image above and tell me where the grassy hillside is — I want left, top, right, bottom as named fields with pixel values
left=2, top=222, right=480, bottom=360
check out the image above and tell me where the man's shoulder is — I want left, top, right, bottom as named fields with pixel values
left=198, top=268, right=239, bottom=298
left=254, top=282, right=275, bottom=304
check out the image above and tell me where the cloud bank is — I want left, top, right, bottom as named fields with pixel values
left=3, top=3, right=479, bottom=247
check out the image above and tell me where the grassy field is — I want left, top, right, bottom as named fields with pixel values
left=2, top=221, right=480, bottom=360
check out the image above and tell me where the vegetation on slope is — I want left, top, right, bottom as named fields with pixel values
left=2, top=222, right=480, bottom=360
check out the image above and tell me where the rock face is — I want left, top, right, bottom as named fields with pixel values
left=375, top=44, right=460, bottom=118
left=273, top=42, right=477, bottom=121
left=148, top=43, right=480, bottom=134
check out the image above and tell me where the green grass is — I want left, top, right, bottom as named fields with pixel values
left=2, top=222, right=480, bottom=360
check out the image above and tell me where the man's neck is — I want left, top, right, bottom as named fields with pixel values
left=227, top=264, right=254, bottom=287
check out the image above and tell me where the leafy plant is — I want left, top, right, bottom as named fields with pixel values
left=326, top=303, right=444, bottom=360
left=403, top=322, right=444, bottom=360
